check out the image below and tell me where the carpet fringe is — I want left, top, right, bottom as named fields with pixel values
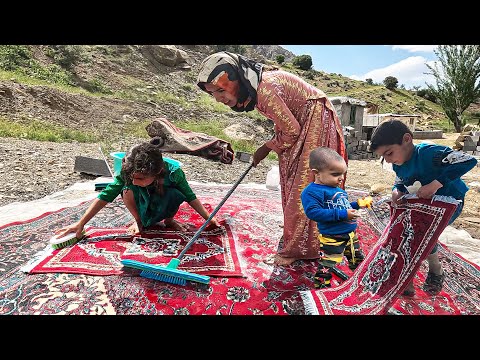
left=299, top=291, right=319, bottom=315
left=20, top=244, right=54, bottom=273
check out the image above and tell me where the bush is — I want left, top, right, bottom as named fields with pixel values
left=84, top=78, right=112, bottom=94
left=383, top=76, right=398, bottom=90
left=416, top=88, right=427, bottom=97
left=275, top=54, right=285, bottom=64
left=416, top=88, right=437, bottom=103
left=0, top=45, right=32, bottom=71
left=292, top=54, right=312, bottom=70
left=49, top=45, right=85, bottom=69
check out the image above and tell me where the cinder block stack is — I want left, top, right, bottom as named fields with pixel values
left=453, top=125, right=480, bottom=167
left=343, top=127, right=378, bottom=160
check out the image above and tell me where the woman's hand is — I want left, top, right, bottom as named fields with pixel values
left=253, top=144, right=272, bottom=167
left=55, top=222, right=84, bottom=239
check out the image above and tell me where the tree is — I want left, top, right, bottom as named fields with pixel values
left=275, top=54, right=285, bottom=64
left=417, top=88, right=437, bottom=103
left=426, top=45, right=480, bottom=132
left=383, top=76, right=398, bottom=90
left=366, top=78, right=373, bottom=85
left=292, top=54, right=312, bottom=70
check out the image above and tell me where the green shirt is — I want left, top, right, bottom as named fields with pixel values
left=97, top=161, right=196, bottom=203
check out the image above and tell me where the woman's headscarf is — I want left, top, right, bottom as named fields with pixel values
left=197, top=51, right=264, bottom=112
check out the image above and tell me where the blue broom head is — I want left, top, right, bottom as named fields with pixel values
left=121, top=259, right=210, bottom=285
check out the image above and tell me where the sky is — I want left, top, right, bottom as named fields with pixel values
left=281, top=45, right=438, bottom=89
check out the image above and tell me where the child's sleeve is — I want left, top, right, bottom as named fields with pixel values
left=301, top=188, right=348, bottom=222
left=393, top=175, right=408, bottom=193
left=434, top=148, right=478, bottom=186
left=97, top=174, right=125, bottom=202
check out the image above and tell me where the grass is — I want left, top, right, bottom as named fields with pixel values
left=0, top=117, right=97, bottom=143
left=0, top=69, right=89, bottom=95
left=1, top=45, right=465, bottom=156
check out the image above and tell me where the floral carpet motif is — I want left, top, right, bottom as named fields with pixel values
left=300, top=197, right=466, bottom=314
left=0, top=184, right=478, bottom=315
left=24, top=218, right=243, bottom=278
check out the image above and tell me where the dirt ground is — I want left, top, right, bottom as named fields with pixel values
left=346, top=132, right=480, bottom=239
left=0, top=132, right=478, bottom=240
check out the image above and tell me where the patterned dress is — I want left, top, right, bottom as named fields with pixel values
left=255, top=70, right=347, bottom=260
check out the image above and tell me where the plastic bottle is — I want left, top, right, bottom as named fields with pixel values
left=266, top=165, right=280, bottom=190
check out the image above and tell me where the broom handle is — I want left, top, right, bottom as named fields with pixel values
left=98, top=146, right=114, bottom=177
left=177, top=162, right=254, bottom=260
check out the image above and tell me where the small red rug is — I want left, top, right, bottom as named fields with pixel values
left=23, top=204, right=243, bottom=278
left=301, top=197, right=459, bottom=315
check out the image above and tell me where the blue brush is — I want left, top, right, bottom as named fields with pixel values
left=121, top=162, right=254, bottom=286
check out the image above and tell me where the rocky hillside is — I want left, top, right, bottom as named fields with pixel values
left=0, top=44, right=470, bottom=153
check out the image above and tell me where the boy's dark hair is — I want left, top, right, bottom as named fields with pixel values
left=122, top=137, right=165, bottom=187
left=369, top=119, right=413, bottom=152
left=309, top=147, right=344, bottom=171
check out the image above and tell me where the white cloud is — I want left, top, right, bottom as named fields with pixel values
left=392, top=45, right=437, bottom=53
left=349, top=56, right=437, bottom=89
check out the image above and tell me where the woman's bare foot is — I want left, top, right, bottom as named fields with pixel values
left=164, top=219, right=189, bottom=232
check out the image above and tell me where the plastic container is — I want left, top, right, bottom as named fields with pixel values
left=110, top=152, right=182, bottom=176
left=266, top=165, right=280, bottom=190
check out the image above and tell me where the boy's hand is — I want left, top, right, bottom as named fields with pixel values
left=391, top=189, right=406, bottom=205
left=127, top=221, right=143, bottom=235
left=347, top=209, right=359, bottom=220
left=417, top=180, right=443, bottom=199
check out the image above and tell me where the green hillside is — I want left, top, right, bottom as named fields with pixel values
left=0, top=44, right=478, bottom=151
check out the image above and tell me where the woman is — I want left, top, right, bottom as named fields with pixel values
left=197, top=51, right=346, bottom=266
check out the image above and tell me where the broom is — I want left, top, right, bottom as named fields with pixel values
left=121, top=162, right=255, bottom=286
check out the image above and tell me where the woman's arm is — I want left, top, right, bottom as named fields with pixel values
left=253, top=144, right=272, bottom=167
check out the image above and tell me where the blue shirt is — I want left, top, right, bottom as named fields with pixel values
left=301, top=183, right=359, bottom=235
left=393, top=143, right=477, bottom=199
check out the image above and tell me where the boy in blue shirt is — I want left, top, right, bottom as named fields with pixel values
left=301, top=147, right=369, bottom=288
left=369, top=119, right=477, bottom=296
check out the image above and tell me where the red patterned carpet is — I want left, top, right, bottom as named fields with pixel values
left=25, top=220, right=243, bottom=278
left=0, top=183, right=478, bottom=315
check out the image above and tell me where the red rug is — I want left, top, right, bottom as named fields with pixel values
left=23, top=205, right=243, bottom=278
left=300, top=196, right=460, bottom=315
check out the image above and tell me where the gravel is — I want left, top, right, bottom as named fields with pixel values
left=0, top=137, right=276, bottom=207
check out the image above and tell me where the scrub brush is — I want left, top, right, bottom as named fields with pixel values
left=49, top=231, right=85, bottom=250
